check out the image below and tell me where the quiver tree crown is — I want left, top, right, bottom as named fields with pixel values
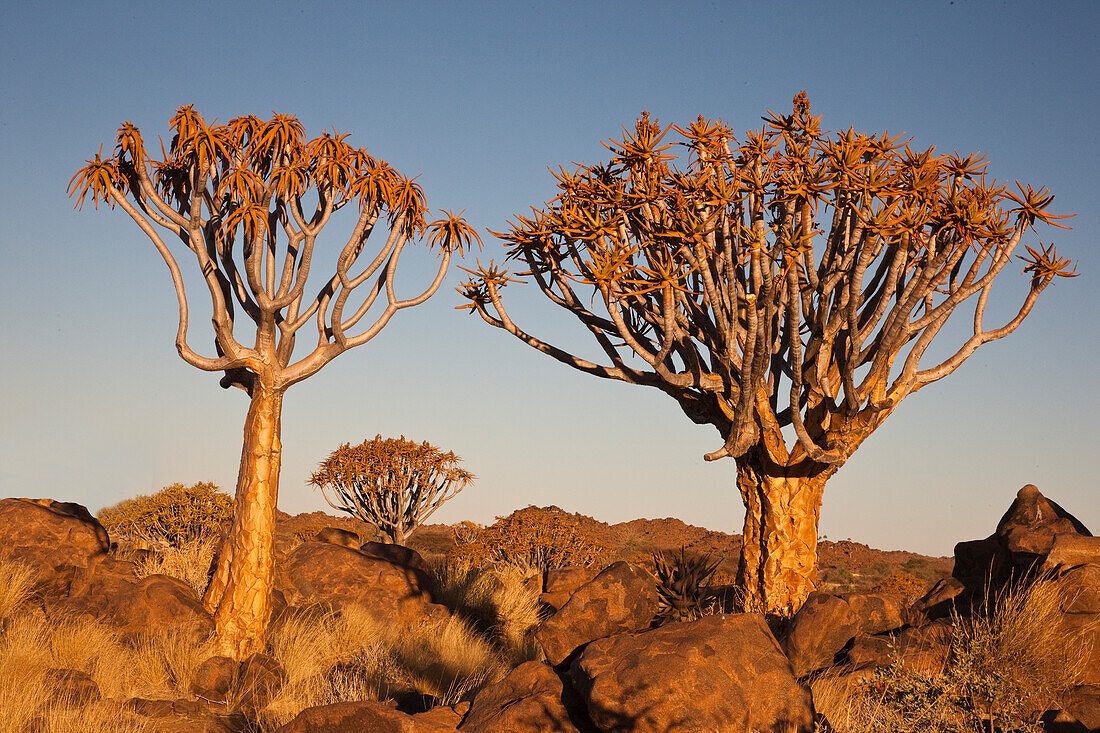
left=310, top=435, right=474, bottom=545
left=459, top=93, right=1076, bottom=465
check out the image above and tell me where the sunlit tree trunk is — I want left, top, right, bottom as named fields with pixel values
left=204, top=381, right=283, bottom=659
left=735, top=444, right=838, bottom=616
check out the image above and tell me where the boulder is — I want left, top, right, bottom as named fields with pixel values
left=906, top=577, right=967, bottom=626
left=313, top=527, right=361, bottom=549
left=359, top=541, right=430, bottom=572
left=541, top=566, right=600, bottom=611
left=782, top=591, right=906, bottom=677
left=276, top=541, right=444, bottom=623
left=411, top=703, right=465, bottom=731
left=45, top=668, right=101, bottom=706
left=1044, top=535, right=1100, bottom=572
left=190, top=656, right=238, bottom=704
left=570, top=613, right=814, bottom=733
left=275, top=699, right=440, bottom=732
left=124, top=697, right=247, bottom=733
left=535, top=561, right=658, bottom=666
left=846, top=620, right=954, bottom=675
left=56, top=557, right=213, bottom=639
left=458, top=661, right=584, bottom=732
left=1042, top=685, right=1100, bottom=733
left=235, top=652, right=286, bottom=714
left=954, top=485, right=1092, bottom=593
left=0, top=498, right=110, bottom=594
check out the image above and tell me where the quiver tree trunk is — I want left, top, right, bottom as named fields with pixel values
left=204, top=382, right=284, bottom=659
left=735, top=444, right=840, bottom=616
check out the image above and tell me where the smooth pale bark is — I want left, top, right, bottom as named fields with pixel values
left=735, top=444, right=839, bottom=616
left=203, top=382, right=284, bottom=659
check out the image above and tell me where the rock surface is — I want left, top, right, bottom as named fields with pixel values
left=535, top=561, right=658, bottom=666
left=276, top=540, right=444, bottom=622
left=541, top=566, right=600, bottom=611
left=275, top=699, right=442, bottom=732
left=56, top=557, right=213, bottom=638
left=571, top=613, right=814, bottom=733
left=0, top=498, right=110, bottom=594
left=459, top=661, right=584, bottom=732
left=782, top=591, right=907, bottom=677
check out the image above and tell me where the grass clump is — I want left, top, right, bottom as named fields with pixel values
left=812, top=571, right=1095, bottom=732
left=0, top=559, right=36, bottom=617
left=428, top=559, right=545, bottom=663
left=131, top=534, right=218, bottom=597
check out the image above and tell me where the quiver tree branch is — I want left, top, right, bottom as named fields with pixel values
left=310, top=435, right=475, bottom=546
left=70, top=106, right=480, bottom=658
left=458, top=94, right=1076, bottom=614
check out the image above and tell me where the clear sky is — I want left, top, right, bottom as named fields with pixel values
left=1, top=1, right=1097, bottom=556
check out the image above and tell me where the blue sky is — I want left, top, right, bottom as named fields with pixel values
left=1, top=1, right=1097, bottom=555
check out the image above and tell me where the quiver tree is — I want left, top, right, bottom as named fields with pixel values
left=459, top=93, right=1076, bottom=615
left=310, top=435, right=474, bottom=545
left=70, top=106, right=480, bottom=658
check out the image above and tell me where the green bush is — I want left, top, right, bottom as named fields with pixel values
left=98, top=481, right=233, bottom=546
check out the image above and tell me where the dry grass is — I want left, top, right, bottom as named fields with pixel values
left=428, top=558, right=545, bottom=663
left=257, top=604, right=507, bottom=729
left=132, top=534, right=218, bottom=597
left=812, top=571, right=1097, bottom=733
left=0, top=558, right=36, bottom=617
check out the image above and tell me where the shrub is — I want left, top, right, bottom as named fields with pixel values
left=446, top=507, right=611, bottom=571
left=97, top=482, right=232, bottom=547
left=812, top=570, right=1096, bottom=733
left=873, top=572, right=930, bottom=599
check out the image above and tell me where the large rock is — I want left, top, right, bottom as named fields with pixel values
left=541, top=566, right=600, bottom=611
left=954, top=485, right=1092, bottom=592
left=782, top=591, right=907, bottom=677
left=123, top=697, right=247, bottom=733
left=276, top=540, right=444, bottom=622
left=571, top=613, right=814, bottom=733
left=275, top=700, right=443, bottom=732
left=56, top=557, right=213, bottom=639
left=458, top=661, right=584, bottom=732
left=1053, top=565, right=1100, bottom=685
left=535, top=561, right=658, bottom=666
left=846, top=620, right=954, bottom=675
left=1042, top=685, right=1100, bottom=733
left=0, top=498, right=110, bottom=594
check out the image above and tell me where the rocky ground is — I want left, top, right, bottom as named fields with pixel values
left=0, top=486, right=1096, bottom=732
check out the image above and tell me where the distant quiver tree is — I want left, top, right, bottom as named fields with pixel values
left=459, top=93, right=1076, bottom=615
left=69, top=106, right=481, bottom=658
left=310, top=435, right=474, bottom=545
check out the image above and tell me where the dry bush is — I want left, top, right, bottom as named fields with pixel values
left=873, top=572, right=930, bottom=599
left=447, top=507, right=611, bottom=571
left=132, top=534, right=218, bottom=597
left=0, top=559, right=35, bottom=617
left=812, top=570, right=1096, bottom=733
left=98, top=481, right=232, bottom=547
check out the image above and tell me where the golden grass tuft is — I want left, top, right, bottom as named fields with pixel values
left=132, top=535, right=218, bottom=597
left=811, top=570, right=1097, bottom=733
left=0, top=558, right=36, bottom=618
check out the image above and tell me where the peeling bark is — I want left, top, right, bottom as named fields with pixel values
left=204, top=382, right=283, bottom=659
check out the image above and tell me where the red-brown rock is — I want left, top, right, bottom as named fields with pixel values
left=571, top=613, right=814, bottom=733
left=235, top=652, right=286, bottom=714
left=846, top=620, right=954, bottom=675
left=0, top=498, right=110, bottom=594
left=57, top=557, right=213, bottom=639
left=45, top=668, right=101, bottom=706
left=535, top=561, right=658, bottom=666
left=275, top=699, right=438, bottom=732
left=313, top=527, right=361, bottom=549
left=190, top=656, right=238, bottom=704
left=276, top=541, right=444, bottom=623
left=458, top=661, right=583, bottom=732
left=782, top=592, right=861, bottom=677
left=541, top=566, right=600, bottom=611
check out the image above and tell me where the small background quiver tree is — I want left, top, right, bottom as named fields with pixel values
left=310, top=435, right=474, bottom=546
left=459, top=93, right=1076, bottom=616
left=97, top=481, right=232, bottom=549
